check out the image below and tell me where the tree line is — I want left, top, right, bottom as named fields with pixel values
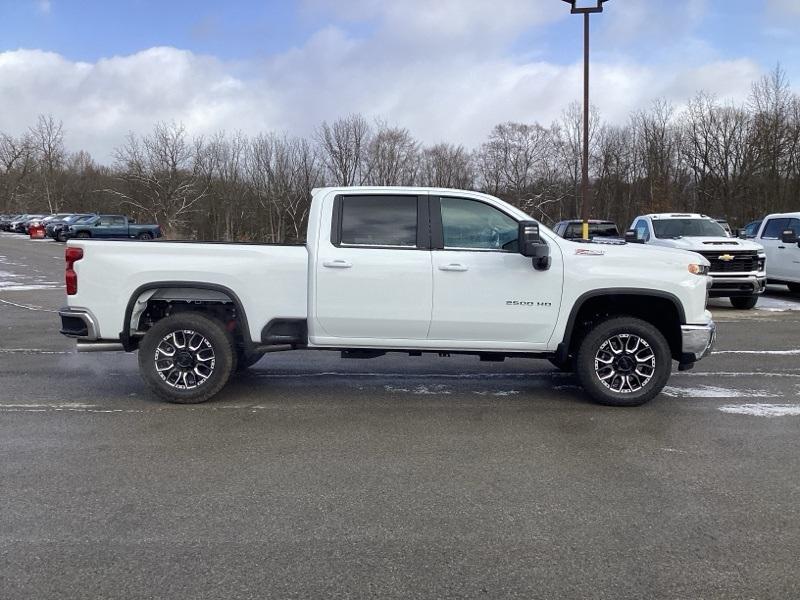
left=1, top=67, right=798, bottom=241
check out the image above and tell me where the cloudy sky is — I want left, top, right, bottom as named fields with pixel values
left=1, top=0, right=799, bottom=162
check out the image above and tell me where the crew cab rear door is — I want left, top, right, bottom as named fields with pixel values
left=313, top=193, right=433, bottom=341
left=428, top=195, right=563, bottom=346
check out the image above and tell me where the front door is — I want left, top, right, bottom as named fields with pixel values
left=761, top=217, right=800, bottom=280
left=314, top=193, right=433, bottom=341
left=428, top=196, right=563, bottom=346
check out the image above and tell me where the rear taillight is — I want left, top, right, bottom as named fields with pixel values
left=65, top=247, right=83, bottom=295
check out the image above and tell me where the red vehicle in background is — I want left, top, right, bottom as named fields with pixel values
left=28, top=219, right=46, bottom=239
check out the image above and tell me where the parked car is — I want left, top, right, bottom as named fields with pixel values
left=0, top=214, right=25, bottom=231
left=59, top=186, right=715, bottom=408
left=64, top=215, right=161, bottom=240
left=12, top=215, right=47, bottom=233
left=627, top=213, right=766, bottom=310
left=47, top=214, right=96, bottom=242
left=748, top=212, right=800, bottom=293
left=552, top=220, right=623, bottom=242
left=714, top=218, right=733, bottom=237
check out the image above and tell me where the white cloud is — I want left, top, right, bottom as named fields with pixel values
left=0, top=18, right=767, bottom=163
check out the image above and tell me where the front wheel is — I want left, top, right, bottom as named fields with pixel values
left=138, top=313, right=235, bottom=403
left=575, top=317, right=672, bottom=407
left=730, top=296, right=758, bottom=310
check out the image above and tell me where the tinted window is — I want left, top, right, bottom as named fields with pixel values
left=564, top=223, right=582, bottom=239
left=590, top=223, right=619, bottom=238
left=109, top=216, right=126, bottom=226
left=634, top=219, right=650, bottom=242
left=340, top=195, right=417, bottom=247
left=762, top=218, right=789, bottom=239
left=652, top=218, right=727, bottom=238
left=744, top=220, right=762, bottom=238
left=440, top=198, right=518, bottom=251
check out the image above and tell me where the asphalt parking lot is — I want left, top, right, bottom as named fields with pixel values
left=2, top=232, right=800, bottom=599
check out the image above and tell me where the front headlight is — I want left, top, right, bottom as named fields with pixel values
left=758, top=254, right=766, bottom=272
left=688, top=263, right=710, bottom=276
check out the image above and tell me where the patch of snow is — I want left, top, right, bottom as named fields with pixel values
left=662, top=385, right=780, bottom=398
left=384, top=384, right=452, bottom=395
left=714, top=349, right=800, bottom=355
left=718, top=403, right=800, bottom=417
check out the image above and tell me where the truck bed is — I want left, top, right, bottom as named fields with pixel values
left=67, top=240, right=309, bottom=341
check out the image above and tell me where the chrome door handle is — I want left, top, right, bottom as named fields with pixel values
left=439, top=263, right=469, bottom=272
left=322, top=259, right=352, bottom=269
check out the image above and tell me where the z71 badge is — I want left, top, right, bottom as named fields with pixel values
left=575, top=248, right=605, bottom=256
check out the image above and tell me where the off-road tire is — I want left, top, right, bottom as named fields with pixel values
left=575, top=316, right=672, bottom=407
left=730, top=295, right=758, bottom=310
left=138, top=312, right=235, bottom=404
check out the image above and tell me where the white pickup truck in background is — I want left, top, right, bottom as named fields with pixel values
left=627, top=213, right=767, bottom=309
left=748, top=212, right=800, bottom=293
left=59, top=187, right=716, bottom=407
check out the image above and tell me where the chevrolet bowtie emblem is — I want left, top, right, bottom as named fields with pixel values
left=718, top=254, right=735, bottom=262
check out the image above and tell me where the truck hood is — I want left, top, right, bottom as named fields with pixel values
left=561, top=238, right=708, bottom=266
left=654, top=237, right=764, bottom=252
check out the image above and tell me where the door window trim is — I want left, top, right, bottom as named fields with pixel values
left=330, top=194, right=430, bottom=250
left=430, top=196, right=521, bottom=253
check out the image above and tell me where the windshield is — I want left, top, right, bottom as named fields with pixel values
left=653, top=218, right=727, bottom=239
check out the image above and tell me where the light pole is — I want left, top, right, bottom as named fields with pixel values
left=561, top=0, right=609, bottom=240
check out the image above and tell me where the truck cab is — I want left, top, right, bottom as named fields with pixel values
left=752, top=212, right=800, bottom=292
left=628, top=213, right=766, bottom=310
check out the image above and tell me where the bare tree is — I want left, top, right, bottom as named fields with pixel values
left=109, top=122, right=207, bottom=235
left=29, top=115, right=67, bottom=213
left=316, top=114, right=371, bottom=185
left=418, top=143, right=474, bottom=189
left=363, top=121, right=418, bottom=186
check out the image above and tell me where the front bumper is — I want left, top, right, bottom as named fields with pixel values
left=708, top=273, right=766, bottom=298
left=681, top=321, right=716, bottom=363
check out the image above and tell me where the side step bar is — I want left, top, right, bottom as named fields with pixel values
left=76, top=341, right=125, bottom=352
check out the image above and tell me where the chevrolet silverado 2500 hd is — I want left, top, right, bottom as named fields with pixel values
left=59, top=187, right=715, bottom=407
left=627, top=213, right=766, bottom=309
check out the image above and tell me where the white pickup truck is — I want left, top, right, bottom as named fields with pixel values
left=627, top=213, right=766, bottom=309
left=748, top=212, right=800, bottom=292
left=59, top=187, right=715, bottom=407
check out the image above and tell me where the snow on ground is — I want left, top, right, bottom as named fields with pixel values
left=663, top=385, right=780, bottom=398
left=718, top=404, right=800, bottom=417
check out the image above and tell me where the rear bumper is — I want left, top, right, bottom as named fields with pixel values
left=59, top=307, right=99, bottom=340
left=681, top=321, right=716, bottom=363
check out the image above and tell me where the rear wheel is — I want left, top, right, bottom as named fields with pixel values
left=730, top=295, right=758, bottom=310
left=575, top=317, right=672, bottom=407
left=788, top=283, right=800, bottom=293
left=138, top=313, right=235, bottom=403
left=137, top=232, right=153, bottom=240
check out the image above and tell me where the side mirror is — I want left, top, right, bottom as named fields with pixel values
left=781, top=229, right=798, bottom=244
left=625, top=230, right=644, bottom=244
left=518, top=221, right=551, bottom=271
left=738, top=229, right=747, bottom=239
